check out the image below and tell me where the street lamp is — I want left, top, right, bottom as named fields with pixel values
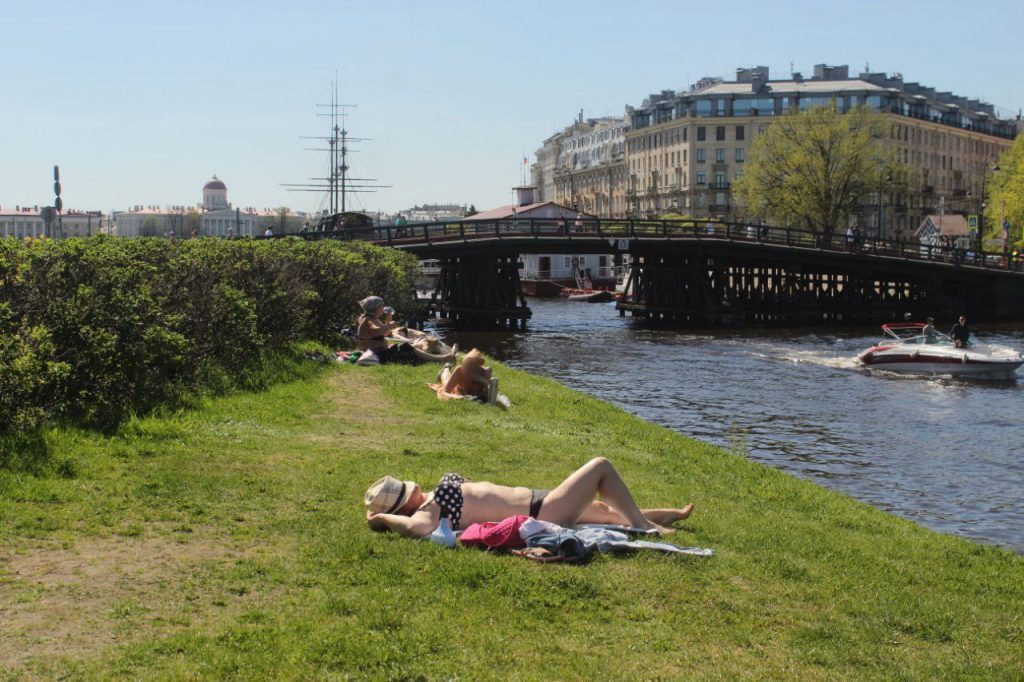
left=979, top=163, right=1000, bottom=255
left=877, top=170, right=892, bottom=239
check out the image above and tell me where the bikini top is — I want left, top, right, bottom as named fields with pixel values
left=431, top=472, right=466, bottom=529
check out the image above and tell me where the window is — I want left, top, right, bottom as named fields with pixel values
left=716, top=99, right=726, bottom=116
left=715, top=148, right=725, bottom=163
left=733, top=99, right=751, bottom=116
left=696, top=148, right=706, bottom=163
left=695, top=100, right=712, bottom=117
left=715, top=171, right=726, bottom=186
left=799, top=97, right=834, bottom=111
left=697, top=126, right=706, bottom=141
left=696, top=172, right=706, bottom=184
left=735, top=147, right=745, bottom=162
left=716, top=126, right=725, bottom=141
left=750, top=98, right=775, bottom=116
left=735, top=125, right=745, bottom=141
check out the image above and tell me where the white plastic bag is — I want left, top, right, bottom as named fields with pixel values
left=355, top=349, right=379, bottom=366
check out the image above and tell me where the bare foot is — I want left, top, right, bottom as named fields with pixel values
left=676, top=503, right=695, bottom=521
left=652, top=523, right=676, bottom=536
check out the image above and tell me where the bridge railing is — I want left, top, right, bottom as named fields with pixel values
left=288, top=218, right=1020, bottom=272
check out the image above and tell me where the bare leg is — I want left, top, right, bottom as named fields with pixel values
left=577, top=501, right=694, bottom=526
left=536, top=458, right=673, bottom=535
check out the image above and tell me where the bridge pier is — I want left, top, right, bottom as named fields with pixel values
left=427, top=253, right=532, bottom=330
left=615, top=249, right=993, bottom=325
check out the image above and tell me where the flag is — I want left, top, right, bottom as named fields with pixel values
left=523, top=156, right=528, bottom=165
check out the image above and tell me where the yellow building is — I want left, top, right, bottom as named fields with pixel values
left=541, top=64, right=1018, bottom=241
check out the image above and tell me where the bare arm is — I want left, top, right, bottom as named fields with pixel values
left=362, top=316, right=398, bottom=337
left=366, top=502, right=439, bottom=538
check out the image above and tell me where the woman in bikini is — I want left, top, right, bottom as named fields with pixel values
left=364, top=457, right=694, bottom=538
left=356, top=295, right=403, bottom=363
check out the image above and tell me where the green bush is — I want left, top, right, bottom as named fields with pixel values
left=0, top=236, right=418, bottom=463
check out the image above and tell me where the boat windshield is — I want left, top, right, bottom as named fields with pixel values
left=880, top=323, right=950, bottom=345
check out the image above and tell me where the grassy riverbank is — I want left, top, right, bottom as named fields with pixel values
left=2, top=358, right=1022, bottom=679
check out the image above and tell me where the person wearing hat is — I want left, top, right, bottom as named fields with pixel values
left=364, top=457, right=695, bottom=538
left=356, top=295, right=400, bottom=361
left=435, top=348, right=495, bottom=402
left=921, top=317, right=937, bottom=343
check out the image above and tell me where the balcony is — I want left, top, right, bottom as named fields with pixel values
left=709, top=204, right=731, bottom=212
left=708, top=182, right=731, bottom=190
left=922, top=185, right=934, bottom=194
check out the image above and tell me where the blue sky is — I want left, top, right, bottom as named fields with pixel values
left=4, top=0, right=1022, bottom=216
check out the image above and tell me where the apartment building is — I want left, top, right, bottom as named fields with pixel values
left=542, top=64, right=1019, bottom=241
left=532, top=114, right=629, bottom=218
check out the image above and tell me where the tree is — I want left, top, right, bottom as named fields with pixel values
left=277, top=206, right=291, bottom=233
left=986, top=133, right=1024, bottom=249
left=140, top=215, right=163, bottom=237
left=466, top=204, right=477, bottom=217
left=185, top=209, right=202, bottom=237
left=733, top=105, right=905, bottom=235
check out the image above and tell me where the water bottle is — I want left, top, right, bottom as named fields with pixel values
left=429, top=517, right=456, bottom=548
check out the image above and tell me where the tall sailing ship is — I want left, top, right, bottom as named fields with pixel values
left=282, top=81, right=388, bottom=234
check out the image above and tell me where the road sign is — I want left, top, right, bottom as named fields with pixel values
left=967, top=214, right=978, bottom=229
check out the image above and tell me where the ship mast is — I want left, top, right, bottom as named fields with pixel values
left=282, top=78, right=389, bottom=215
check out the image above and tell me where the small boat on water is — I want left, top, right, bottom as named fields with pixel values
left=857, top=323, right=1023, bottom=378
left=562, top=288, right=616, bottom=303
left=389, top=327, right=457, bottom=363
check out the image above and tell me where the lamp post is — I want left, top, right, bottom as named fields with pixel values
left=877, top=170, right=892, bottom=240
left=978, top=163, right=1000, bottom=255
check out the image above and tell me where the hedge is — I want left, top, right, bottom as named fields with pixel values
left=0, top=236, right=418, bottom=466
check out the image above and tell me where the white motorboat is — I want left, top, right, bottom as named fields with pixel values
left=857, top=323, right=1023, bottom=378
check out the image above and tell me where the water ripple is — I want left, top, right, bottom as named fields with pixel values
left=446, top=299, right=1024, bottom=553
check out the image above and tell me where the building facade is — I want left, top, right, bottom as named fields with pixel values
left=539, top=64, right=1019, bottom=242
left=0, top=206, right=106, bottom=239
left=532, top=115, right=628, bottom=218
left=113, top=176, right=306, bottom=237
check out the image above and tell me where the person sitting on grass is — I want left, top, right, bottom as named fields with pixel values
left=364, top=457, right=695, bottom=538
left=433, top=348, right=496, bottom=402
left=358, top=296, right=401, bottom=360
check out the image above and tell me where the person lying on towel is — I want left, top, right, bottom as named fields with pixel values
left=364, top=457, right=694, bottom=538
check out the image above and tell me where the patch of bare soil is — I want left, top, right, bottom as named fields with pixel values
left=0, top=531, right=258, bottom=672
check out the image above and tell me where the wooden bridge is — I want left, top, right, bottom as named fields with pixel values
left=290, top=218, right=1024, bottom=329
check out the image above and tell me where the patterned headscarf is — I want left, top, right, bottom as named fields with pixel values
left=359, top=296, right=384, bottom=313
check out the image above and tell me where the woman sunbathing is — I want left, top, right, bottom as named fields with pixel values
left=433, top=348, right=496, bottom=402
left=364, top=457, right=694, bottom=538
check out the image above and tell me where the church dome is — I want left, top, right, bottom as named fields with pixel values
left=203, top=176, right=227, bottom=191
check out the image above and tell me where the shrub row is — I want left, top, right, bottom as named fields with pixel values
left=0, top=236, right=418, bottom=463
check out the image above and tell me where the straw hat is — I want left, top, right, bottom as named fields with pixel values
left=461, top=349, right=490, bottom=384
left=364, top=476, right=416, bottom=515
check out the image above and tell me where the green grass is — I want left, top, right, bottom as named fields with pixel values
left=1, top=358, right=1022, bottom=680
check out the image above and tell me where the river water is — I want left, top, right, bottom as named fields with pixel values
left=442, top=298, right=1024, bottom=553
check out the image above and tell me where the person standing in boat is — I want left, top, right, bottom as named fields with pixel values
left=921, top=317, right=938, bottom=343
left=950, top=315, right=971, bottom=349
